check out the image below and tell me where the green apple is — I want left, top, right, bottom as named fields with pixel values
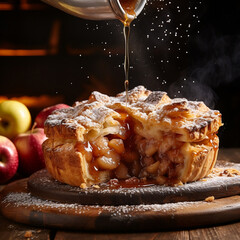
left=0, top=100, right=31, bottom=139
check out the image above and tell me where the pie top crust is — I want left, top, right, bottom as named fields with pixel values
left=43, top=86, right=222, bottom=187
left=45, top=86, right=222, bottom=143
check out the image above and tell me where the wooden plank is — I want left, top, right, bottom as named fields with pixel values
left=189, top=222, right=240, bottom=240
left=0, top=214, right=51, bottom=240
left=55, top=231, right=189, bottom=240
left=3, top=179, right=240, bottom=232
left=55, top=232, right=158, bottom=240
left=155, top=231, right=189, bottom=240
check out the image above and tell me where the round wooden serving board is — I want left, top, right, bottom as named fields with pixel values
left=1, top=161, right=240, bottom=231
left=28, top=163, right=240, bottom=205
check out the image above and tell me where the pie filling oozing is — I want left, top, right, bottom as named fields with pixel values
left=42, top=86, right=222, bottom=187
left=74, top=111, right=218, bottom=185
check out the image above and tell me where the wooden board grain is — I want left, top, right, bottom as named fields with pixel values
left=55, top=232, right=158, bottom=240
left=0, top=213, right=51, bottom=240
left=2, top=177, right=240, bottom=231
left=189, top=223, right=240, bottom=240
left=27, top=161, right=240, bottom=206
left=54, top=231, right=190, bottom=240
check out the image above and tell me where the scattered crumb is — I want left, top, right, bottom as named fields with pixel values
left=222, top=169, right=240, bottom=177
left=200, top=179, right=207, bottom=182
left=24, top=231, right=32, bottom=238
left=80, top=183, right=87, bottom=189
left=205, top=196, right=215, bottom=202
left=209, top=168, right=240, bottom=178
left=93, top=185, right=100, bottom=189
left=174, top=181, right=183, bottom=186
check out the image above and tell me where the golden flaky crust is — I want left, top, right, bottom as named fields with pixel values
left=43, top=86, right=222, bottom=186
left=43, top=139, right=110, bottom=186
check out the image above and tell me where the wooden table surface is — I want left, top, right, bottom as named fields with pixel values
left=1, top=148, right=240, bottom=240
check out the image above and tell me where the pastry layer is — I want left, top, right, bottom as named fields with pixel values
left=43, top=86, right=222, bottom=186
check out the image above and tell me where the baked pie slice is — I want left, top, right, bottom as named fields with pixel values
left=42, top=86, right=222, bottom=187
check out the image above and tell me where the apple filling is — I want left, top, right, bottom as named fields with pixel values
left=43, top=86, right=222, bottom=187
left=74, top=112, right=216, bottom=185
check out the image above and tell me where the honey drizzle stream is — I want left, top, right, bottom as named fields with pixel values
left=123, top=24, right=130, bottom=104
left=119, top=0, right=137, bottom=104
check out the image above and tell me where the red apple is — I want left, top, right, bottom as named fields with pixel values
left=0, top=135, right=19, bottom=184
left=13, top=128, right=47, bottom=176
left=34, top=103, right=70, bottom=128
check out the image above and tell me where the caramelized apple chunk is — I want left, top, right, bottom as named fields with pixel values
left=115, top=162, right=130, bottom=179
left=108, top=139, right=125, bottom=154
left=92, top=137, right=110, bottom=157
left=75, top=142, right=93, bottom=162
left=96, top=154, right=120, bottom=170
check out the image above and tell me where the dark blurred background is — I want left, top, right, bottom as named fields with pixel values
left=0, top=0, right=240, bottom=147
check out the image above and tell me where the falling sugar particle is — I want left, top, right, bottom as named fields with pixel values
left=76, top=0, right=203, bottom=87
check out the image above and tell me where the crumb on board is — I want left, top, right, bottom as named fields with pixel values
left=93, top=185, right=100, bottom=189
left=222, top=169, right=240, bottom=177
left=80, top=183, right=87, bottom=189
left=209, top=168, right=240, bottom=178
left=175, top=181, right=183, bottom=186
left=24, top=231, right=32, bottom=238
left=205, top=196, right=215, bottom=202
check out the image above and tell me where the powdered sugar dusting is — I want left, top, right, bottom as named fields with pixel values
left=2, top=192, right=200, bottom=216
left=27, top=167, right=240, bottom=207
left=44, top=85, right=222, bottom=141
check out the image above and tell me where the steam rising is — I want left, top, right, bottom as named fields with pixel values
left=73, top=0, right=239, bottom=109
left=128, top=0, right=203, bottom=97
left=169, top=32, right=240, bottom=108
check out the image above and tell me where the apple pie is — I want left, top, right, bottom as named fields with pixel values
left=42, top=86, right=222, bottom=187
